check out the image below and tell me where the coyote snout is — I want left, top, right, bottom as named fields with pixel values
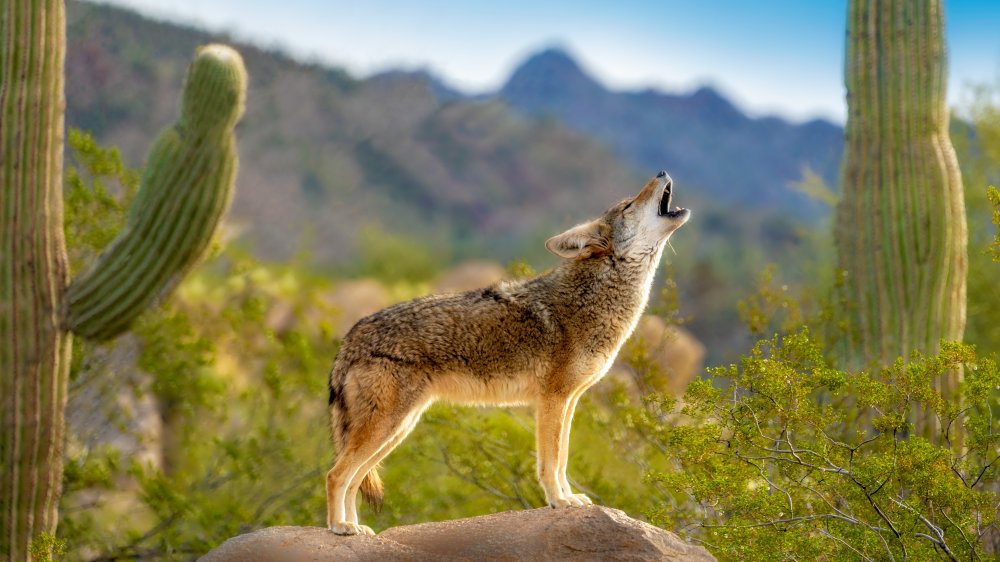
left=325, top=172, right=690, bottom=535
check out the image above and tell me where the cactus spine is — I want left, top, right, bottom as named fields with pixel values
left=66, top=45, right=246, bottom=340
left=0, top=0, right=245, bottom=556
left=836, top=0, right=967, bottom=423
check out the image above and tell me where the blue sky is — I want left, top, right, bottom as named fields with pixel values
left=96, top=0, right=1000, bottom=123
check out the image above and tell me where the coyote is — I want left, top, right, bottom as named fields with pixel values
left=326, top=171, right=690, bottom=535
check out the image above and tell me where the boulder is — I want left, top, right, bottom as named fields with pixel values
left=324, top=278, right=392, bottom=337
left=199, top=526, right=425, bottom=562
left=432, top=260, right=506, bottom=294
left=200, top=506, right=715, bottom=561
left=626, top=316, right=706, bottom=396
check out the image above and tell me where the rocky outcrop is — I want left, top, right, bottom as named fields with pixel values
left=199, top=506, right=715, bottom=561
left=323, top=279, right=392, bottom=337
left=432, top=260, right=506, bottom=294
left=627, top=316, right=706, bottom=396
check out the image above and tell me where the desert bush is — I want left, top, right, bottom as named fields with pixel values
left=629, top=329, right=1000, bottom=560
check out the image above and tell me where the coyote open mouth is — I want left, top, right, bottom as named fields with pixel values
left=657, top=179, right=686, bottom=218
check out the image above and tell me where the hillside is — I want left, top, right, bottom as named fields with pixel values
left=499, top=49, right=844, bottom=215
left=66, top=1, right=653, bottom=265
left=66, top=2, right=842, bottom=262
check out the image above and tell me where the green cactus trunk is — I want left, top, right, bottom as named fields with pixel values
left=0, top=2, right=71, bottom=559
left=1, top=2, right=245, bottom=557
left=836, top=0, right=967, bottom=434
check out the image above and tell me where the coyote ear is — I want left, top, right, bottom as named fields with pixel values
left=545, top=219, right=609, bottom=259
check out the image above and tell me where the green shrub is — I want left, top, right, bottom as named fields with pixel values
left=632, top=329, right=999, bottom=560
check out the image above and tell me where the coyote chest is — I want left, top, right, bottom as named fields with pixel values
left=569, top=252, right=663, bottom=387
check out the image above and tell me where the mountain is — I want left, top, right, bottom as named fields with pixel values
left=499, top=49, right=844, bottom=214
left=65, top=3, right=841, bottom=267
left=65, top=1, right=655, bottom=265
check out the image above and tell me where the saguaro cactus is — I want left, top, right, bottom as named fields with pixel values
left=0, top=2, right=71, bottom=558
left=836, top=0, right=967, bottom=422
left=0, top=1, right=246, bottom=558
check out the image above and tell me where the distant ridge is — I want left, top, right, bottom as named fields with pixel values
left=367, top=69, right=465, bottom=103
left=64, top=1, right=648, bottom=265
left=498, top=48, right=844, bottom=214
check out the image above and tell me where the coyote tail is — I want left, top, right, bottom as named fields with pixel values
left=328, top=363, right=384, bottom=511
left=359, top=469, right=384, bottom=510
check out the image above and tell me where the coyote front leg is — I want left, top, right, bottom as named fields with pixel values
left=536, top=394, right=588, bottom=508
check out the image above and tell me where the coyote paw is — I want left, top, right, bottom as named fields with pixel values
left=549, top=494, right=591, bottom=508
left=329, top=521, right=375, bottom=536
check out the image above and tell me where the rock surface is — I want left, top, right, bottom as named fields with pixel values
left=199, top=506, right=715, bottom=561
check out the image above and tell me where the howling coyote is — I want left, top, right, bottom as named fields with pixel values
left=326, top=171, right=690, bottom=535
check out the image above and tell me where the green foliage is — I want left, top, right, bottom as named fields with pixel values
left=736, top=265, right=803, bottom=338
left=504, top=259, right=536, bottom=279
left=61, top=249, right=342, bottom=559
left=29, top=532, right=67, bottom=562
left=58, top=132, right=326, bottom=558
left=63, top=129, right=140, bottom=274
left=633, top=330, right=1000, bottom=560
left=789, top=165, right=838, bottom=208
left=135, top=310, right=220, bottom=415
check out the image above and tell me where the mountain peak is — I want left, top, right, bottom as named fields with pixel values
left=501, top=48, right=604, bottom=103
left=519, top=48, right=584, bottom=75
left=691, top=85, right=725, bottom=103
left=687, top=85, right=743, bottom=122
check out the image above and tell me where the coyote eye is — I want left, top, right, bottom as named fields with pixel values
left=623, top=201, right=633, bottom=211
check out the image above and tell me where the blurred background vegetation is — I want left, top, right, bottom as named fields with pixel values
left=38, top=1, right=1000, bottom=560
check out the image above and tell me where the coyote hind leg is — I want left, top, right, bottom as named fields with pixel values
left=344, top=405, right=425, bottom=525
left=326, top=409, right=409, bottom=536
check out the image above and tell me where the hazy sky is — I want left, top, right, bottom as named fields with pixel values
left=95, top=0, right=1000, bottom=123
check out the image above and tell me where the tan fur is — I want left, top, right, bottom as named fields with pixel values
left=325, top=172, right=690, bottom=535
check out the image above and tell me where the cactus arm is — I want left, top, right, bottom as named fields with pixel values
left=65, top=45, right=246, bottom=340
left=0, top=1, right=71, bottom=559
left=70, top=136, right=236, bottom=339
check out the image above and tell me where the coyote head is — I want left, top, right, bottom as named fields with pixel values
left=545, top=171, right=690, bottom=260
